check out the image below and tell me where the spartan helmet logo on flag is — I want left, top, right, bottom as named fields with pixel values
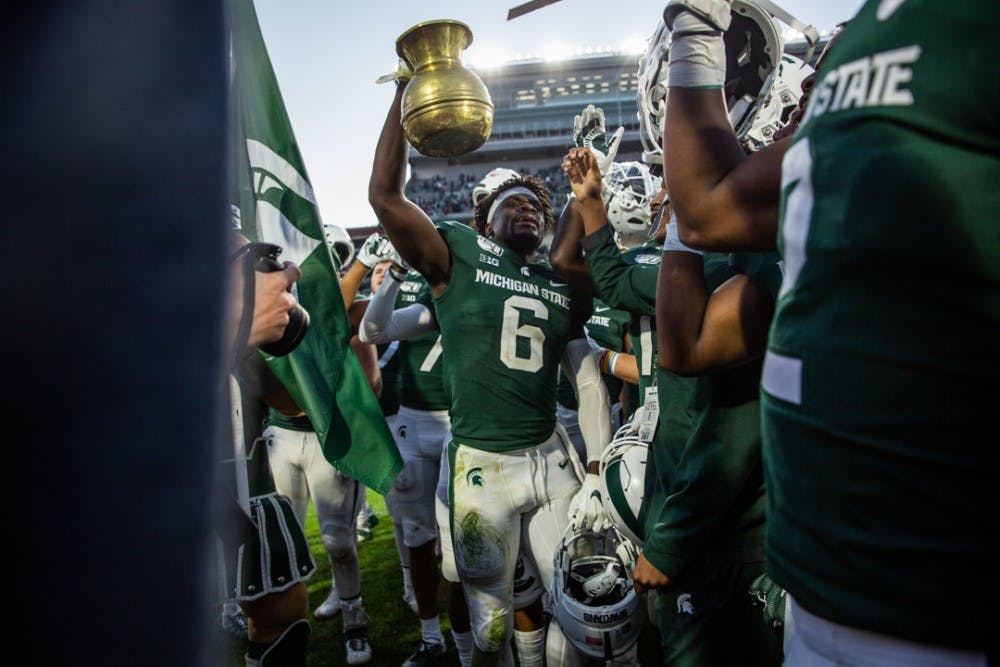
left=246, top=139, right=321, bottom=269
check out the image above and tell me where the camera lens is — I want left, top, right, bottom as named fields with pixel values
left=260, top=303, right=310, bottom=357
left=249, top=242, right=310, bottom=357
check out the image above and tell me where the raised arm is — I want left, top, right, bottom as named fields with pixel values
left=662, top=0, right=788, bottom=251
left=368, top=83, right=451, bottom=293
left=562, top=147, right=610, bottom=238
left=338, top=232, right=396, bottom=309
left=548, top=199, right=595, bottom=295
left=666, top=90, right=788, bottom=251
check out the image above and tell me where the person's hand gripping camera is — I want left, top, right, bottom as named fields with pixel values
left=231, top=236, right=308, bottom=356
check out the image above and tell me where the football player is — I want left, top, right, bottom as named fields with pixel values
left=259, top=231, right=394, bottom=666
left=559, top=144, right=736, bottom=667
left=369, top=78, right=612, bottom=667
left=662, top=0, right=997, bottom=663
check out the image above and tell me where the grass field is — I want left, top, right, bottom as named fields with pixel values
left=218, top=492, right=661, bottom=666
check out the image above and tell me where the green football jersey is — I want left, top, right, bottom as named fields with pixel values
left=557, top=297, right=629, bottom=410
left=395, top=273, right=449, bottom=411
left=642, top=252, right=781, bottom=580
left=582, top=226, right=735, bottom=549
left=433, top=221, right=587, bottom=452
left=763, top=0, right=1000, bottom=649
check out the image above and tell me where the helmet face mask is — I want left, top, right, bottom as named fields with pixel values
left=603, top=161, right=662, bottom=248
left=551, top=522, right=643, bottom=659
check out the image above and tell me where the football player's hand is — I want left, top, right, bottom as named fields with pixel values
left=356, top=232, right=395, bottom=268
left=568, top=473, right=610, bottom=532
left=632, top=552, right=672, bottom=594
left=375, top=58, right=414, bottom=85
left=572, top=104, right=624, bottom=176
left=388, top=243, right=411, bottom=273
left=562, top=148, right=603, bottom=203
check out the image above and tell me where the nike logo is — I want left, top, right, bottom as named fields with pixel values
left=550, top=280, right=568, bottom=287
left=877, top=0, right=907, bottom=21
left=558, top=459, right=570, bottom=469
left=594, top=306, right=610, bottom=313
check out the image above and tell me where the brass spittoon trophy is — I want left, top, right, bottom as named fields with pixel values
left=394, top=19, right=494, bottom=158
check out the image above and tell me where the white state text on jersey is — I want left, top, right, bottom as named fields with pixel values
left=801, top=45, right=921, bottom=125
left=474, top=268, right=569, bottom=309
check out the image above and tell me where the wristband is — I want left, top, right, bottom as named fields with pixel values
left=599, top=349, right=620, bottom=376
left=664, top=222, right=704, bottom=255
left=666, top=13, right=726, bottom=89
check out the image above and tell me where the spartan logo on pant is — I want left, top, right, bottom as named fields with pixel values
left=677, top=593, right=695, bottom=615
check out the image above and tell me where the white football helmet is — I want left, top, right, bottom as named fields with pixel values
left=738, top=52, right=813, bottom=151
left=322, top=222, right=354, bottom=270
left=551, top=522, right=643, bottom=659
left=602, top=161, right=662, bottom=248
left=472, top=167, right=520, bottom=207
left=599, top=423, right=649, bottom=547
left=636, top=19, right=670, bottom=165
left=636, top=0, right=817, bottom=161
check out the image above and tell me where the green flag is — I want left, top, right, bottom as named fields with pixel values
left=228, top=0, right=401, bottom=494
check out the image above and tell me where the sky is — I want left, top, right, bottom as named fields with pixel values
left=254, top=0, right=865, bottom=229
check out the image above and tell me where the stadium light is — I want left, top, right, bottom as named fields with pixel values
left=541, top=41, right=575, bottom=63
left=466, top=42, right=509, bottom=70
left=618, top=36, right=649, bottom=55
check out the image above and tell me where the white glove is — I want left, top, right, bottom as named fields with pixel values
left=375, top=58, right=414, bottom=85
left=572, top=104, right=624, bottom=177
left=568, top=473, right=610, bottom=532
left=388, top=243, right=411, bottom=273
left=356, top=232, right=394, bottom=268
left=663, top=0, right=733, bottom=32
